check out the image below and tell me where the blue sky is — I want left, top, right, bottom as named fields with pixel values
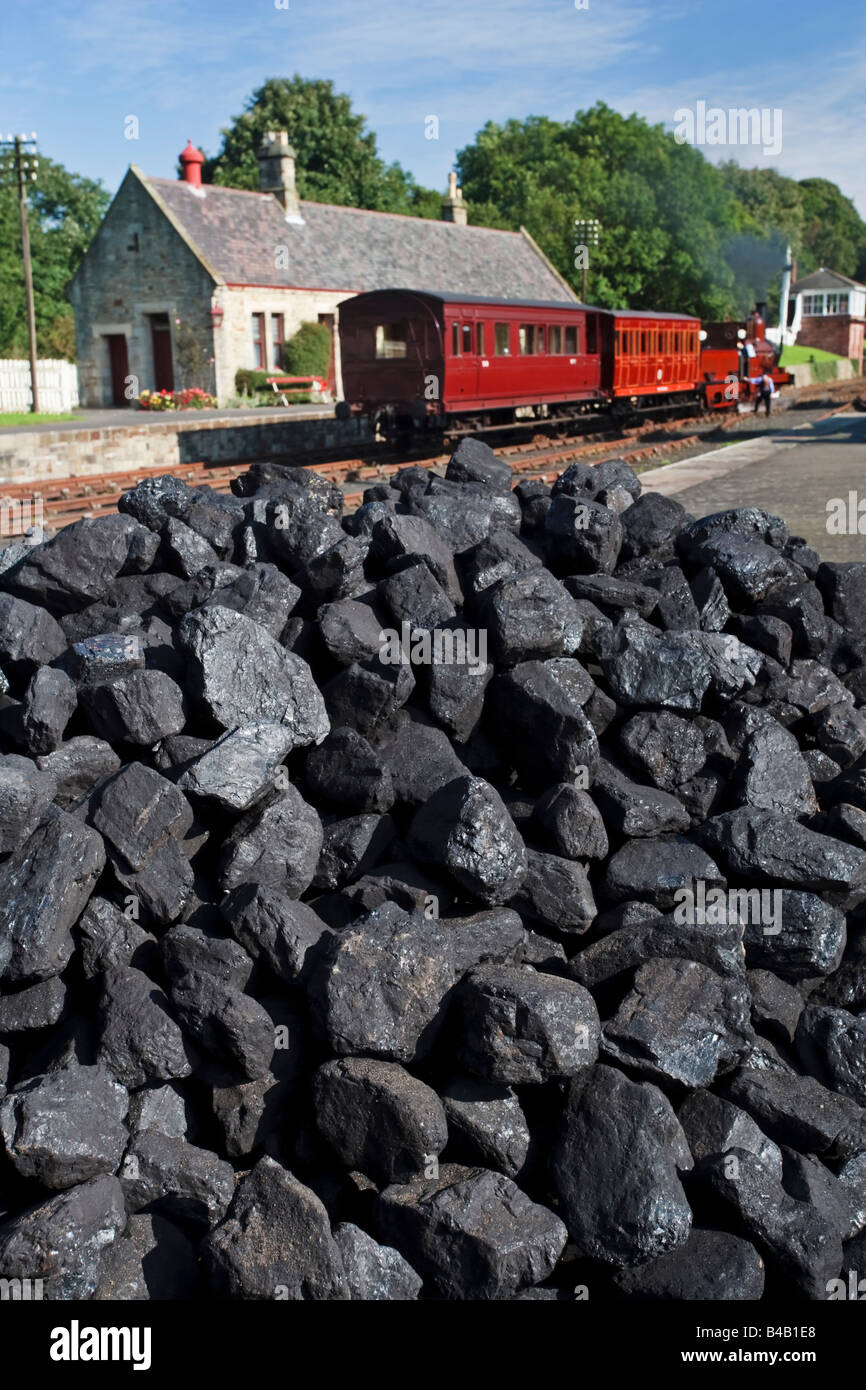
left=5, top=0, right=864, bottom=212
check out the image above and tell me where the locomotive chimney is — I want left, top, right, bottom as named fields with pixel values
left=442, top=170, right=468, bottom=226
left=258, top=130, right=303, bottom=223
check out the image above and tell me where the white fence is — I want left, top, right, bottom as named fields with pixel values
left=0, top=359, right=80, bottom=413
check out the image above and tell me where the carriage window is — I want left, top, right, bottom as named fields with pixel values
left=375, top=324, right=408, bottom=359
left=462, top=324, right=473, bottom=354
left=518, top=324, right=537, bottom=355
left=537, top=326, right=545, bottom=352
left=674, top=331, right=680, bottom=353
left=565, top=325, right=579, bottom=354
left=549, top=325, right=562, bottom=354
left=584, top=319, right=595, bottom=353
left=451, top=323, right=460, bottom=356
left=476, top=323, right=485, bottom=355
left=640, top=332, right=647, bottom=354
left=495, top=322, right=511, bottom=355
left=614, top=330, right=620, bottom=353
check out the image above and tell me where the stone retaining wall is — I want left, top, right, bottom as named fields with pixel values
left=0, top=413, right=372, bottom=485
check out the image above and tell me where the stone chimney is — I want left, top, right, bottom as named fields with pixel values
left=257, top=130, right=303, bottom=222
left=442, top=171, right=467, bottom=226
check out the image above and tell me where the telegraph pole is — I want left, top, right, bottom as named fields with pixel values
left=1, top=133, right=39, bottom=412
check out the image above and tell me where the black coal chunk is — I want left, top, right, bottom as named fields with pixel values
left=375, top=1164, right=567, bottom=1300
left=550, top=1064, right=693, bottom=1267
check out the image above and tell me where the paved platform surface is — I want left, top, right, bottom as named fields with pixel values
left=0, top=403, right=334, bottom=435
left=639, top=411, right=866, bottom=561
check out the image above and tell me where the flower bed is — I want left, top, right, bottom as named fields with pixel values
left=138, top=388, right=217, bottom=411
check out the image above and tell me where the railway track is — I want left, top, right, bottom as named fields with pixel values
left=1, top=380, right=861, bottom=538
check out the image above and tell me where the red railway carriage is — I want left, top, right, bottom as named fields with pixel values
left=604, top=310, right=701, bottom=409
left=336, top=288, right=791, bottom=431
left=337, top=289, right=605, bottom=429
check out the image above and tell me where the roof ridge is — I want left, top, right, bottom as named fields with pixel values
left=145, top=175, right=522, bottom=234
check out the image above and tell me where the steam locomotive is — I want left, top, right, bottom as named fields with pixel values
left=334, top=289, right=793, bottom=434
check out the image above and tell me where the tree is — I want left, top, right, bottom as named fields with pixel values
left=202, top=76, right=440, bottom=216
left=798, top=178, right=866, bottom=282
left=456, top=104, right=746, bottom=317
left=0, top=155, right=109, bottom=359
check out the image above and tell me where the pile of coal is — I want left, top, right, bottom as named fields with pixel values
left=2, top=440, right=866, bottom=1302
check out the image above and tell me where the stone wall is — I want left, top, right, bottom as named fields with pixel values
left=70, top=169, right=218, bottom=408
left=0, top=413, right=372, bottom=486
left=216, top=284, right=351, bottom=404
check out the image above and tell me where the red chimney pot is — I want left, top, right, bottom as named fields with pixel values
left=180, top=140, right=204, bottom=188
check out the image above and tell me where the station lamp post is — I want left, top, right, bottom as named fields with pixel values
left=573, top=217, right=600, bottom=303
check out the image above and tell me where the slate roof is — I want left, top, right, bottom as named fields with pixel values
left=144, top=173, right=575, bottom=301
left=792, top=267, right=866, bottom=293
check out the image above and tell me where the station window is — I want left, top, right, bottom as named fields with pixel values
left=376, top=323, right=408, bottom=359
left=494, top=322, right=511, bottom=355
left=462, top=324, right=473, bottom=354
left=476, top=323, right=485, bottom=355
left=251, top=313, right=266, bottom=369
left=549, top=325, right=562, bottom=354
left=271, top=314, right=284, bottom=369
left=565, top=325, right=579, bottom=354
left=518, top=324, right=537, bottom=355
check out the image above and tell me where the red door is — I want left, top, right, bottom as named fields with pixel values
left=151, top=315, right=174, bottom=392
left=106, top=334, right=130, bottom=406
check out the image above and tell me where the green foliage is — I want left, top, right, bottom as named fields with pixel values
left=282, top=320, right=331, bottom=377
left=234, top=368, right=274, bottom=395
left=458, top=103, right=866, bottom=319
left=202, top=76, right=440, bottom=216
left=0, top=156, right=109, bottom=358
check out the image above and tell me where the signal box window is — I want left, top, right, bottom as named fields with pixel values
left=495, top=322, right=511, bottom=355
left=549, top=325, right=562, bottom=354
left=518, top=325, right=537, bottom=355
left=565, top=325, right=579, bottom=354
left=476, top=323, right=485, bottom=355
left=462, top=324, right=473, bottom=354
left=376, top=324, right=408, bottom=359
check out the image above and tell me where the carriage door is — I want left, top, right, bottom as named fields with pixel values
left=450, top=318, right=477, bottom=400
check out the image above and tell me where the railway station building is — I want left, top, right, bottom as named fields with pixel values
left=789, top=267, right=866, bottom=372
left=70, top=133, right=575, bottom=408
